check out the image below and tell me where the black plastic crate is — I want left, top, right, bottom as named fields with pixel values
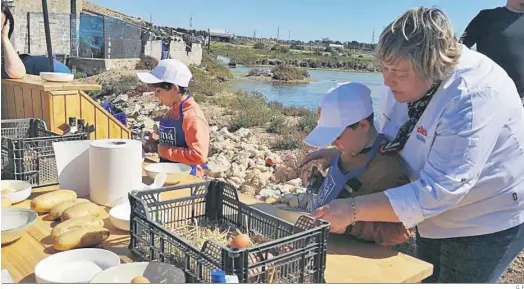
left=1, top=118, right=87, bottom=187
left=128, top=180, right=330, bottom=283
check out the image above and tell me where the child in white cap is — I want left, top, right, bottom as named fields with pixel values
left=137, top=59, right=210, bottom=177
left=301, top=82, right=413, bottom=246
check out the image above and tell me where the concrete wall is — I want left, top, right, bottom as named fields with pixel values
left=67, top=57, right=140, bottom=75
left=10, top=0, right=82, bottom=55
left=144, top=40, right=202, bottom=66
left=144, top=40, right=163, bottom=62
left=28, top=13, right=71, bottom=56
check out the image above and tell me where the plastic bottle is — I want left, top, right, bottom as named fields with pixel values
left=211, top=269, right=226, bottom=283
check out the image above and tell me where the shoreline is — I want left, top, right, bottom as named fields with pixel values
left=234, top=64, right=380, bottom=74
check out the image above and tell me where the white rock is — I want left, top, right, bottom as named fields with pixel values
left=259, top=188, right=280, bottom=198
left=210, top=126, right=219, bottom=132
left=296, top=187, right=307, bottom=194
left=230, top=176, right=244, bottom=186
left=241, top=185, right=256, bottom=196
left=286, top=178, right=302, bottom=187
left=144, top=103, right=157, bottom=111
left=235, top=128, right=251, bottom=138
left=259, top=145, right=269, bottom=151
left=279, top=184, right=297, bottom=193
left=206, top=155, right=231, bottom=177
left=143, top=118, right=156, bottom=130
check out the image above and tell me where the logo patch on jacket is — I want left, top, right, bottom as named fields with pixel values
left=416, top=126, right=427, bottom=143
left=159, top=125, right=177, bottom=146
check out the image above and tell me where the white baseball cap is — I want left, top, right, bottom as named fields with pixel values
left=136, top=59, right=192, bottom=87
left=304, top=82, right=373, bottom=148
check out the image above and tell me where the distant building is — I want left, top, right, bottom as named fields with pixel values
left=209, top=29, right=235, bottom=43
left=329, top=43, right=344, bottom=49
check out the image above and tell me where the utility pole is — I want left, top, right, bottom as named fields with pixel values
left=149, top=13, right=153, bottom=55
left=371, top=28, right=375, bottom=44
left=253, top=30, right=256, bottom=39
left=190, top=13, right=193, bottom=28
left=277, top=26, right=280, bottom=40
left=207, top=28, right=211, bottom=52
left=288, top=30, right=291, bottom=41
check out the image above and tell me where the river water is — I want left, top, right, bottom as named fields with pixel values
left=230, top=65, right=386, bottom=112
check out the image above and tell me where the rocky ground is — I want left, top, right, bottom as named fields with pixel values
left=89, top=69, right=523, bottom=284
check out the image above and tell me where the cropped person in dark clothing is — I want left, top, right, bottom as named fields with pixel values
left=460, top=0, right=524, bottom=101
left=19, top=54, right=72, bottom=76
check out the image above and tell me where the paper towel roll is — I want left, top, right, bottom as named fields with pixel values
left=89, top=139, right=143, bottom=207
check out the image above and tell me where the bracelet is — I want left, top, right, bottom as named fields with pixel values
left=349, top=197, right=357, bottom=226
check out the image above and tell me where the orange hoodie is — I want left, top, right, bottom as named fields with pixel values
left=157, top=97, right=210, bottom=177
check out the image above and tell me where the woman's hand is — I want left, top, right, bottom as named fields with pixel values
left=310, top=198, right=355, bottom=234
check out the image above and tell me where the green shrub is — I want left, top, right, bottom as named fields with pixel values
left=135, top=55, right=159, bottom=70
left=267, top=115, right=287, bottom=133
left=272, top=127, right=303, bottom=150
left=247, top=68, right=264, bottom=76
left=74, top=71, right=87, bottom=79
left=228, top=91, right=275, bottom=132
left=271, top=63, right=309, bottom=82
left=253, top=42, right=266, bottom=49
left=229, top=108, right=274, bottom=132
left=298, top=111, right=317, bottom=133
left=99, top=75, right=140, bottom=96
left=201, top=55, right=233, bottom=82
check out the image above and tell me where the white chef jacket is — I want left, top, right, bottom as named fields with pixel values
left=378, top=45, right=524, bottom=239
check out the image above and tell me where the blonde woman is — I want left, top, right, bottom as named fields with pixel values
left=302, top=7, right=524, bottom=283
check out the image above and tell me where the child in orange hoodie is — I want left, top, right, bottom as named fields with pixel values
left=137, top=59, right=210, bottom=177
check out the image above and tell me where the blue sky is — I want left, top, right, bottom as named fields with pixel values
left=90, top=0, right=504, bottom=43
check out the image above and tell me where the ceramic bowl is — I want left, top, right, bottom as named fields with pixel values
left=144, top=163, right=192, bottom=185
left=1, top=180, right=32, bottom=204
left=1, top=208, right=38, bottom=245
left=90, top=262, right=186, bottom=283
left=34, top=248, right=121, bottom=283
left=109, top=203, right=130, bottom=231
left=40, top=72, right=74, bottom=82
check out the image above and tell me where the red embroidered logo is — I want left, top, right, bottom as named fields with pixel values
left=417, top=126, right=427, bottom=137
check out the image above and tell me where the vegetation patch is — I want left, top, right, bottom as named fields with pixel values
left=271, top=64, right=310, bottom=83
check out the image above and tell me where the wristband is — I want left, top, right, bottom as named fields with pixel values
left=349, top=197, right=357, bottom=226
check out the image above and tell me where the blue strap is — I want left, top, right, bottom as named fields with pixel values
left=178, top=95, right=192, bottom=118
left=320, top=134, right=386, bottom=206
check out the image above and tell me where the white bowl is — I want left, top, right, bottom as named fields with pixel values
left=40, top=72, right=74, bottom=82
left=90, top=262, right=186, bottom=283
left=34, top=248, right=121, bottom=283
left=109, top=203, right=130, bottom=231
left=144, top=163, right=192, bottom=185
left=1, top=208, right=38, bottom=244
left=1, top=180, right=32, bottom=204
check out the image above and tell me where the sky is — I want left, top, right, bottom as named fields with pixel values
left=90, top=0, right=504, bottom=43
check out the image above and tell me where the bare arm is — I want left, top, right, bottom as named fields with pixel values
left=2, top=22, right=25, bottom=79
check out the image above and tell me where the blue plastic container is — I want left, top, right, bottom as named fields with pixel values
left=211, top=270, right=226, bottom=283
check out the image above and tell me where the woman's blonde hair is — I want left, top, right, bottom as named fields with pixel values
left=376, top=7, right=461, bottom=83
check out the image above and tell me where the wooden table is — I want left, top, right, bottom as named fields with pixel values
left=1, top=75, right=131, bottom=139
left=1, top=160, right=433, bottom=283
